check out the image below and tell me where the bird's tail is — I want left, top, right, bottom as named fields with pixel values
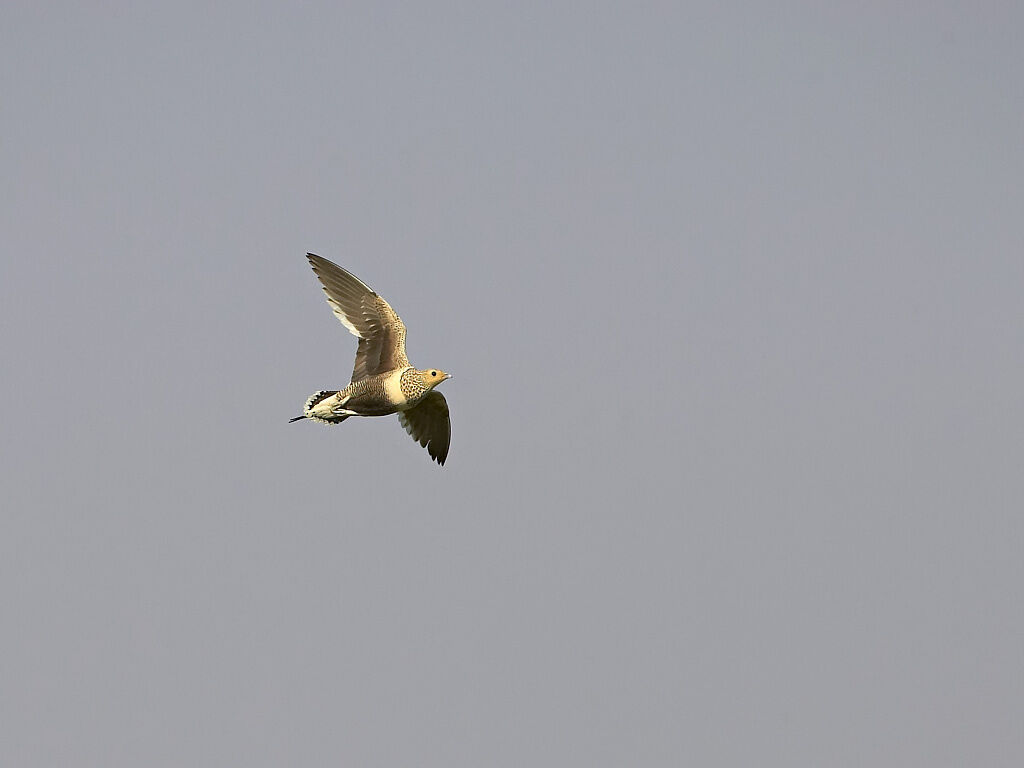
left=290, top=390, right=345, bottom=424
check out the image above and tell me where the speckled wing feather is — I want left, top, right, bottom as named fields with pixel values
left=397, top=391, right=451, bottom=466
left=306, top=253, right=410, bottom=382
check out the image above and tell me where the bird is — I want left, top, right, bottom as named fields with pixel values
left=290, top=253, right=452, bottom=466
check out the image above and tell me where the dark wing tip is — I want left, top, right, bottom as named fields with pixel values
left=398, top=394, right=451, bottom=467
left=431, top=435, right=449, bottom=465
left=431, top=447, right=447, bottom=466
left=304, top=253, right=378, bottom=297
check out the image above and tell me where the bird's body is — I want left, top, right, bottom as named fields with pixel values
left=300, top=367, right=436, bottom=421
left=292, top=253, right=452, bottom=465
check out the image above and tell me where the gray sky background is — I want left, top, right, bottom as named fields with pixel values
left=2, top=2, right=1022, bottom=766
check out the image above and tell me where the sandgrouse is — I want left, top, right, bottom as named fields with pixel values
left=291, top=253, right=452, bottom=465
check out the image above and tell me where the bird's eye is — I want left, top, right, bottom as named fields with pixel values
left=431, top=371, right=437, bottom=376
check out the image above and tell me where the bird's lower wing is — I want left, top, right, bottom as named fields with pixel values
left=397, top=391, right=451, bottom=466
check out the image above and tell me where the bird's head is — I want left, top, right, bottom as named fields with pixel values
left=417, top=368, right=452, bottom=390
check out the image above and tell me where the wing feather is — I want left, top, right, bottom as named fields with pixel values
left=306, top=253, right=410, bottom=381
left=397, top=392, right=451, bottom=466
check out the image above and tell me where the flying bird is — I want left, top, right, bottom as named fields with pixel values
left=291, top=253, right=452, bottom=465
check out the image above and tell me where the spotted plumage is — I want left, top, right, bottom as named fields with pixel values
left=291, top=253, right=452, bottom=465
left=400, top=367, right=429, bottom=400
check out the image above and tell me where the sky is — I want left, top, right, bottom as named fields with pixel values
left=2, top=2, right=1023, bottom=766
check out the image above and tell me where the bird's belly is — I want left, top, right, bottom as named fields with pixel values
left=338, top=389, right=398, bottom=416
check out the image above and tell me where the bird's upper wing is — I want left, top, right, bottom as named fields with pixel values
left=306, top=253, right=410, bottom=381
left=398, top=391, right=451, bottom=466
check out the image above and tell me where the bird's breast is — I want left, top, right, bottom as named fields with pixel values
left=384, top=367, right=412, bottom=411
